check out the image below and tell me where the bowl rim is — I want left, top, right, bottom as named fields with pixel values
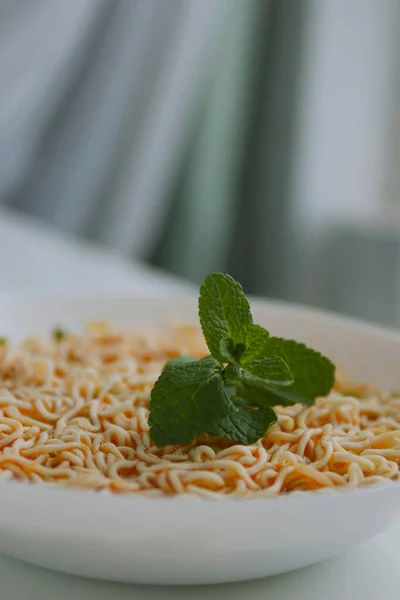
left=1, top=470, right=400, bottom=507
left=0, top=289, right=399, bottom=342
left=1, top=291, right=400, bottom=505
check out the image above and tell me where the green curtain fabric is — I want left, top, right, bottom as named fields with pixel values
left=152, top=0, right=306, bottom=298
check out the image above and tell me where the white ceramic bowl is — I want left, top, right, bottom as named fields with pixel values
left=0, top=294, right=400, bottom=585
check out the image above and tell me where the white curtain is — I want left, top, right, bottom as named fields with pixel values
left=289, top=0, right=400, bottom=325
left=1, top=0, right=228, bottom=257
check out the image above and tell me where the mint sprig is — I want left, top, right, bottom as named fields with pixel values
left=149, top=273, right=335, bottom=447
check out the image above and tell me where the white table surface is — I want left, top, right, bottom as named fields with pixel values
left=0, top=208, right=399, bottom=599
left=0, top=207, right=192, bottom=297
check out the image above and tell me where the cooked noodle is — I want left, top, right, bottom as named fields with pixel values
left=0, top=323, right=399, bottom=498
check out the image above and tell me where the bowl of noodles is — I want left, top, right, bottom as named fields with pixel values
left=0, top=293, right=400, bottom=585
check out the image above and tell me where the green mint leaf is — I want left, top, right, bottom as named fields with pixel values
left=233, top=379, right=270, bottom=408
left=0, top=337, right=7, bottom=345
left=149, top=355, right=230, bottom=446
left=254, top=337, right=335, bottom=406
left=225, top=363, right=293, bottom=409
left=243, top=356, right=293, bottom=385
left=164, top=356, right=196, bottom=369
left=52, top=327, right=66, bottom=342
left=240, top=324, right=270, bottom=363
left=198, top=273, right=252, bottom=363
left=207, top=394, right=277, bottom=445
left=225, top=356, right=293, bottom=391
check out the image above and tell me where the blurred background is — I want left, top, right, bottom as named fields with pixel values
left=1, top=0, right=400, bottom=326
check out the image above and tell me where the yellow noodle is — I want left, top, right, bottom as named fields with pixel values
left=0, top=324, right=399, bottom=497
